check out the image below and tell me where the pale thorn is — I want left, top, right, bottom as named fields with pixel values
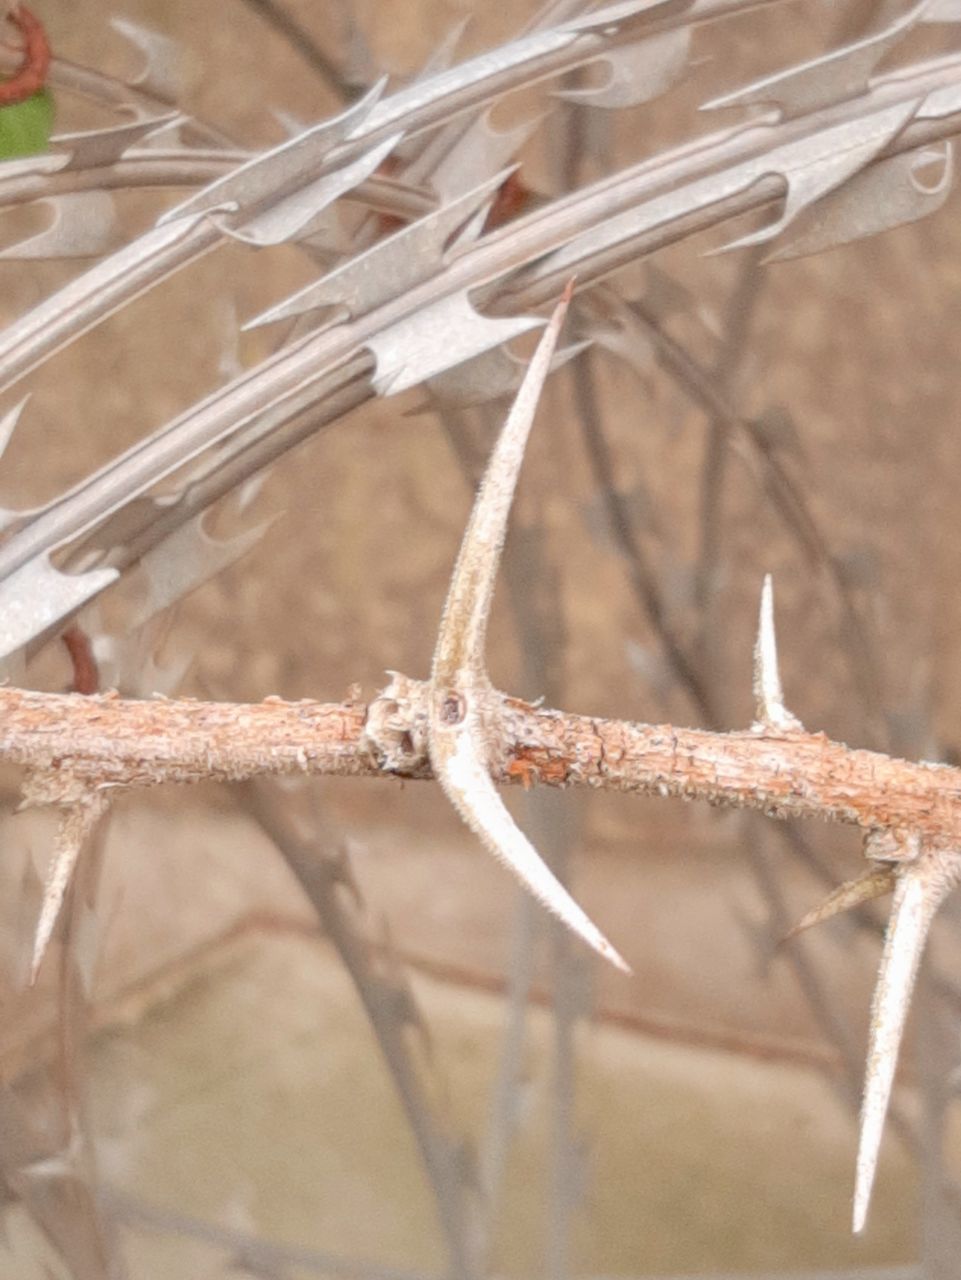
left=436, top=714, right=630, bottom=974
left=853, top=858, right=957, bottom=1234
left=433, top=279, right=576, bottom=685
left=752, top=574, right=802, bottom=732
left=782, top=864, right=896, bottom=944
left=429, top=281, right=629, bottom=973
left=30, top=795, right=108, bottom=984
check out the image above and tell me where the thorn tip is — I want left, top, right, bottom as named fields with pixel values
left=752, top=574, right=801, bottom=732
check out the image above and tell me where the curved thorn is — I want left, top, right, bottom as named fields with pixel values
left=428, top=282, right=627, bottom=972
left=431, top=717, right=630, bottom=973
left=432, top=280, right=573, bottom=684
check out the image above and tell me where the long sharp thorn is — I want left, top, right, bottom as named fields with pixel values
left=752, top=574, right=801, bottom=731
left=439, top=720, right=630, bottom=974
left=430, top=281, right=629, bottom=973
left=433, top=279, right=575, bottom=685
left=853, top=864, right=950, bottom=1233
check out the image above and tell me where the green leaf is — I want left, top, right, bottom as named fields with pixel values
left=0, top=88, right=54, bottom=159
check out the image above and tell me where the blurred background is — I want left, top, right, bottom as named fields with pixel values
left=1, top=1, right=960, bottom=1276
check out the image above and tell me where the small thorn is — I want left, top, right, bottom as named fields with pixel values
left=752, top=574, right=802, bottom=732
left=782, top=865, right=896, bottom=944
left=30, top=796, right=107, bottom=983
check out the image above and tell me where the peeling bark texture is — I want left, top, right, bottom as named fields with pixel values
left=3, top=682, right=961, bottom=847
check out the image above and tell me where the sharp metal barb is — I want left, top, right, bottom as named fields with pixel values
left=245, top=171, right=507, bottom=329
left=416, top=14, right=472, bottom=78
left=51, top=114, right=183, bottom=171
left=562, top=0, right=681, bottom=34
left=555, top=27, right=690, bottom=109
left=371, top=292, right=542, bottom=396
left=158, top=78, right=389, bottom=228
left=226, top=133, right=402, bottom=247
left=712, top=100, right=918, bottom=253
left=430, top=112, right=543, bottom=205
left=0, top=394, right=28, bottom=460
left=703, top=2, right=928, bottom=119
left=4, top=25, right=961, bottom=655
left=768, top=141, right=954, bottom=263
left=428, top=285, right=629, bottom=973
left=0, top=192, right=119, bottom=260
left=110, top=17, right=182, bottom=103
left=752, top=574, right=801, bottom=731
left=423, top=338, right=590, bottom=409
left=0, top=558, right=119, bottom=660
left=134, top=511, right=276, bottom=627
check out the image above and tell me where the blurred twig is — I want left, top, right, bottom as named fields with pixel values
left=53, top=810, right=127, bottom=1280
left=693, top=246, right=765, bottom=689
left=101, top=1183, right=436, bottom=1280
left=237, top=0, right=357, bottom=101
left=239, top=779, right=482, bottom=1280
left=622, top=294, right=886, bottom=738
left=569, top=340, right=719, bottom=725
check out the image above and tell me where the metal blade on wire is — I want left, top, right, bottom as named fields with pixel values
left=371, top=292, right=542, bottom=395
left=157, top=79, right=389, bottom=231
left=246, top=170, right=516, bottom=327
left=428, top=112, right=544, bottom=204
left=81, top=510, right=273, bottom=695
left=0, top=0, right=768, bottom=397
left=0, top=558, right=118, bottom=662
left=111, top=16, right=183, bottom=102
left=226, top=133, right=401, bottom=246
left=519, top=95, right=920, bottom=284
left=51, top=114, right=183, bottom=170
left=715, top=100, right=918, bottom=252
left=703, top=1, right=929, bottom=119
left=0, top=193, right=119, bottom=260
left=3, top=22, right=961, bottom=659
left=132, top=510, right=275, bottom=625
left=555, top=27, right=690, bottom=109
left=0, top=397, right=29, bottom=530
left=769, top=141, right=954, bottom=261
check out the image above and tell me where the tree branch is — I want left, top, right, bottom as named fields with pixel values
left=5, top=682, right=961, bottom=848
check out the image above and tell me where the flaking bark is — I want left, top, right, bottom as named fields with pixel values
left=3, top=682, right=961, bottom=847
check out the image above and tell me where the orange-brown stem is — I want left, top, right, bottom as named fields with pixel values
left=1, top=682, right=960, bottom=849
left=0, top=6, right=50, bottom=107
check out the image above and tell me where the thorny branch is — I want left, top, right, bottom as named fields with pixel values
left=7, top=288, right=961, bottom=1238
left=5, top=680, right=961, bottom=841
left=5, top=1, right=961, bottom=1253
left=7, top=608, right=961, bottom=1228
